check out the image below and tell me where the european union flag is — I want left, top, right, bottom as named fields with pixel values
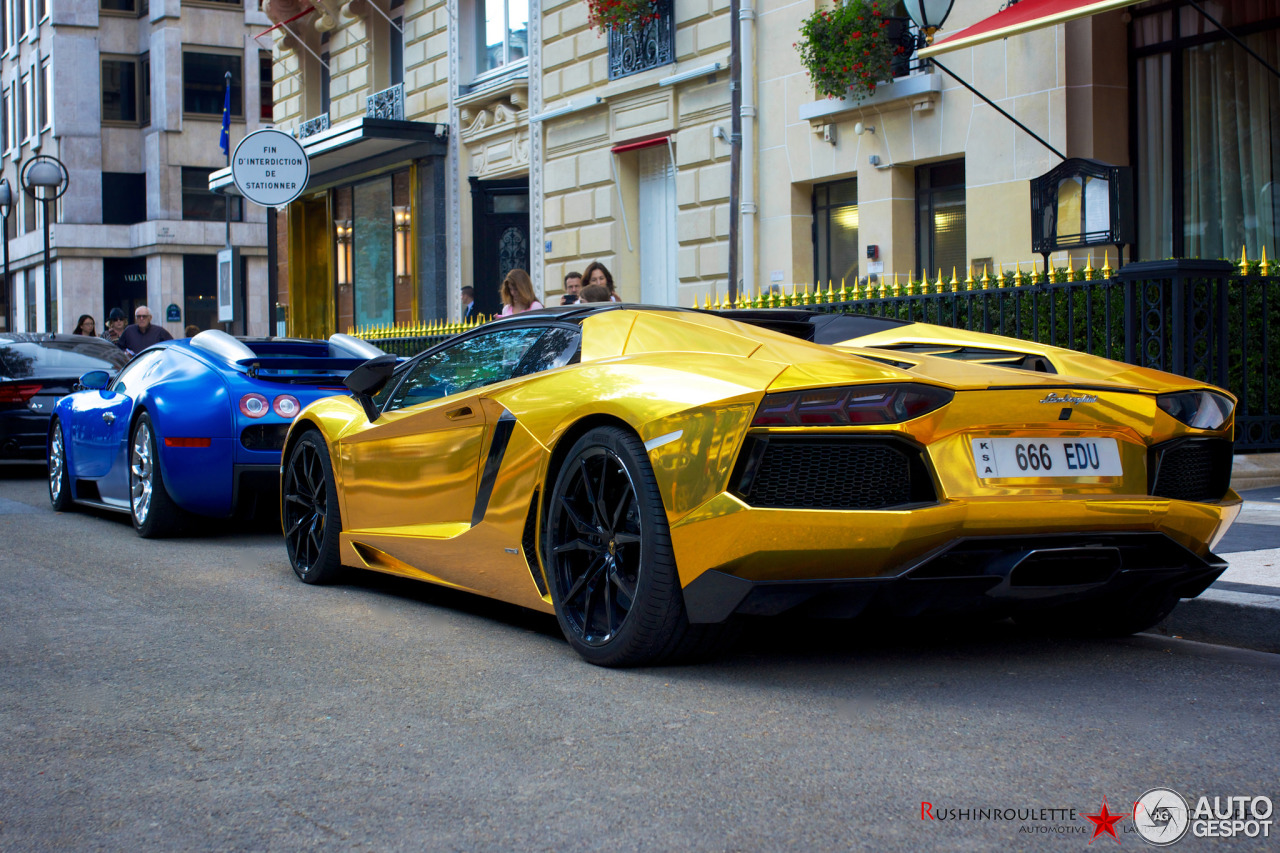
left=218, top=74, right=231, bottom=156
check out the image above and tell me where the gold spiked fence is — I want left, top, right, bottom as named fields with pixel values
left=350, top=315, right=492, bottom=356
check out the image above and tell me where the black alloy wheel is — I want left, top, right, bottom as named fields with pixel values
left=545, top=426, right=729, bottom=667
left=282, top=430, right=344, bottom=584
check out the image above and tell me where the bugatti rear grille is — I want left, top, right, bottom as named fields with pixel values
left=240, top=424, right=290, bottom=452
left=731, top=436, right=936, bottom=509
left=1149, top=438, right=1232, bottom=502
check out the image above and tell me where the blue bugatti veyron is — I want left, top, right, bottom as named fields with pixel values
left=47, top=330, right=386, bottom=537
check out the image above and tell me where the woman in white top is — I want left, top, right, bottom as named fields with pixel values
left=498, top=268, right=544, bottom=316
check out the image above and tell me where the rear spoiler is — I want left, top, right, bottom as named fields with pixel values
left=236, top=357, right=369, bottom=381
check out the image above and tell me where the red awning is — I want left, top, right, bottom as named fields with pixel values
left=919, top=0, right=1141, bottom=57
left=610, top=136, right=669, bottom=154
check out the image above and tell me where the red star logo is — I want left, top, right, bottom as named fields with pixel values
left=1085, top=797, right=1127, bottom=844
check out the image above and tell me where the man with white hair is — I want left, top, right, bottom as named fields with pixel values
left=116, top=305, right=173, bottom=355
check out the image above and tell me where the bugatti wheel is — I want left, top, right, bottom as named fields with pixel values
left=48, top=419, right=74, bottom=512
left=129, top=413, right=183, bottom=538
left=545, top=425, right=728, bottom=667
left=283, top=430, right=344, bottom=584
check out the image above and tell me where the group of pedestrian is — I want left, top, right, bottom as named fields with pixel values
left=73, top=305, right=174, bottom=355
left=559, top=262, right=619, bottom=306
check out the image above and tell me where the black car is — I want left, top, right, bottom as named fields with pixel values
left=0, top=333, right=130, bottom=460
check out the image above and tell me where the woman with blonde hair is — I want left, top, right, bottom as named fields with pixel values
left=498, top=268, right=544, bottom=316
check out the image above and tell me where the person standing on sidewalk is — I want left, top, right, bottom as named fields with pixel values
left=116, top=305, right=172, bottom=356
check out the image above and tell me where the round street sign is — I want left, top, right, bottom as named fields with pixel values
left=231, top=128, right=310, bottom=207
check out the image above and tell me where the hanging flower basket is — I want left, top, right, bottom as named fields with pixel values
left=795, top=0, right=899, bottom=102
left=589, top=0, right=660, bottom=34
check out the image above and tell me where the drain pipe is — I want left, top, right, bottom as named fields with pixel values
left=739, top=0, right=757, bottom=301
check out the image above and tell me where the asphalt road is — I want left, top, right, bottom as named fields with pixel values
left=2, top=462, right=1278, bottom=852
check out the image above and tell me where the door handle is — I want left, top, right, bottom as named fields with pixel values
left=102, top=412, right=115, bottom=424
left=445, top=406, right=474, bottom=420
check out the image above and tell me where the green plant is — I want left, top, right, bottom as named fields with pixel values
left=589, top=0, right=660, bottom=34
left=795, top=0, right=898, bottom=101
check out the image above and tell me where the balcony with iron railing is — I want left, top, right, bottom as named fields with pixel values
left=607, top=0, right=676, bottom=81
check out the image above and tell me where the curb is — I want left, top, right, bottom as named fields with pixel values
left=1150, top=588, right=1280, bottom=654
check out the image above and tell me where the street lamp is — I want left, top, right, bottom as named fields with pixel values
left=21, top=155, right=68, bottom=333
left=901, top=0, right=956, bottom=43
left=0, top=179, right=10, bottom=332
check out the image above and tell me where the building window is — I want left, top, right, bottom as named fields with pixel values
left=100, top=0, right=146, bottom=13
left=390, top=16, right=404, bottom=87
left=183, top=50, right=243, bottom=117
left=320, top=42, right=331, bottom=115
left=1132, top=4, right=1280, bottom=260
left=102, top=56, right=147, bottom=124
left=813, top=178, right=860, bottom=288
left=39, top=57, right=50, bottom=130
left=18, top=74, right=28, bottom=142
left=1, top=87, right=9, bottom=153
left=102, top=173, right=148, bottom=225
left=607, top=0, right=674, bottom=80
left=259, top=51, right=273, bottom=121
left=468, top=0, right=528, bottom=81
left=182, top=167, right=243, bottom=222
left=915, top=160, right=967, bottom=279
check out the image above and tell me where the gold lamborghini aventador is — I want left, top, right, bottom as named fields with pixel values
left=280, top=305, right=1240, bottom=666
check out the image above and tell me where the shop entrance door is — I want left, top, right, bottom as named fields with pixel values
left=469, top=177, right=529, bottom=317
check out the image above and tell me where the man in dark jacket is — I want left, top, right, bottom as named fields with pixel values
left=117, top=305, right=172, bottom=355
left=101, top=307, right=126, bottom=344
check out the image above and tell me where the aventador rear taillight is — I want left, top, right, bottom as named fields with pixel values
left=239, top=393, right=269, bottom=418
left=751, top=384, right=954, bottom=426
left=1156, top=389, right=1234, bottom=431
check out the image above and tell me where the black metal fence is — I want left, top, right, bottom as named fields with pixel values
left=357, top=259, right=1280, bottom=451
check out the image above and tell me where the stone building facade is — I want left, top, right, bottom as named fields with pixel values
left=0, top=0, right=274, bottom=336
left=260, top=0, right=1279, bottom=331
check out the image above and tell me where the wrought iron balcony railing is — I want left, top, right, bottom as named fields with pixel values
left=297, top=113, right=331, bottom=139
left=608, top=0, right=675, bottom=81
left=367, top=83, right=406, bottom=121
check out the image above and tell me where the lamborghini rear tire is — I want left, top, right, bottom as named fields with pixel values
left=1016, top=589, right=1180, bottom=638
left=130, top=412, right=184, bottom=538
left=544, top=425, right=730, bottom=667
left=282, top=430, right=345, bottom=584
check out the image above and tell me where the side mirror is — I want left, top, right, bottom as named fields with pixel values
left=344, top=353, right=398, bottom=422
left=76, top=370, right=111, bottom=391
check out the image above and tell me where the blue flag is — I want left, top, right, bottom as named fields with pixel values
left=219, top=75, right=231, bottom=156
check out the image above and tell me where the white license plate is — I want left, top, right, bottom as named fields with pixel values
left=971, top=437, right=1123, bottom=478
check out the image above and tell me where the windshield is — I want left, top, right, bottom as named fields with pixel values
left=0, top=338, right=130, bottom=379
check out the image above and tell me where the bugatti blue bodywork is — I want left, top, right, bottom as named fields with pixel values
left=47, top=330, right=384, bottom=537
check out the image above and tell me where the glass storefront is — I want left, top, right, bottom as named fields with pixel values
left=286, top=154, right=448, bottom=339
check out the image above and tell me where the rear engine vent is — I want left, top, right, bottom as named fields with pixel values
left=241, top=424, right=291, bottom=452
left=732, top=436, right=936, bottom=510
left=1149, top=438, right=1232, bottom=502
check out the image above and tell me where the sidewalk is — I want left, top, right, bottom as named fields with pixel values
left=1154, top=486, right=1280, bottom=653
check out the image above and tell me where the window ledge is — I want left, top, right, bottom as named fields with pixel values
left=458, top=62, right=529, bottom=103
left=798, top=71, right=943, bottom=124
